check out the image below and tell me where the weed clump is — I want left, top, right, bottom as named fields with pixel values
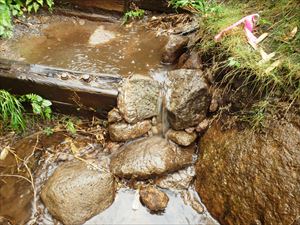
left=0, top=90, right=52, bottom=132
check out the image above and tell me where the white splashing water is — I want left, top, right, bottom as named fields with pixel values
left=151, top=69, right=169, bottom=137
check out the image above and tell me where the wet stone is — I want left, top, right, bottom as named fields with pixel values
left=196, top=118, right=300, bottom=225
left=181, top=189, right=204, bottom=214
left=196, top=119, right=209, bottom=133
left=110, top=136, right=195, bottom=179
left=167, top=129, right=197, bottom=146
left=108, top=108, right=123, bottom=124
left=181, top=50, right=203, bottom=69
left=155, top=166, right=195, bottom=190
left=108, top=120, right=151, bottom=142
left=166, top=69, right=211, bottom=130
left=88, top=25, right=116, bottom=45
left=118, top=75, right=160, bottom=124
left=139, top=186, right=169, bottom=212
left=161, top=35, right=189, bottom=64
left=41, top=159, right=115, bottom=225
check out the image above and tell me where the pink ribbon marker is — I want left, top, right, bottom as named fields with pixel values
left=214, top=14, right=260, bottom=49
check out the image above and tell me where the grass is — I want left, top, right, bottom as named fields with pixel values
left=200, top=0, right=299, bottom=97
left=0, top=89, right=26, bottom=131
left=186, top=0, right=300, bottom=128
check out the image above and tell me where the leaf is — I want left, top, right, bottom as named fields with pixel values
left=36, top=0, right=43, bottom=6
left=26, top=0, right=33, bottom=6
left=0, top=146, right=9, bottom=160
left=46, top=0, right=54, bottom=8
left=27, top=4, right=33, bottom=12
left=32, top=102, right=42, bottom=114
left=32, top=2, right=40, bottom=13
left=42, top=99, right=52, bottom=107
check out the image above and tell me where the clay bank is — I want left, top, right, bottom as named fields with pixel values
left=0, top=0, right=299, bottom=225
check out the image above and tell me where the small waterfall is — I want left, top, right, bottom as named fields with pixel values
left=152, top=70, right=169, bottom=137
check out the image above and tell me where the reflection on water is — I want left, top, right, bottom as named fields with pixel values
left=85, top=188, right=218, bottom=225
left=15, top=21, right=168, bottom=76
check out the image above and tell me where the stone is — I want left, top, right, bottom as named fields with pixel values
left=209, top=89, right=222, bottom=113
left=108, top=108, right=123, bottom=123
left=196, top=119, right=209, bottom=133
left=161, top=35, right=189, bottom=64
left=167, top=129, right=197, bottom=146
left=118, top=75, right=160, bottom=124
left=209, top=99, right=218, bottom=112
left=195, top=117, right=300, bottom=225
left=181, top=190, right=204, bottom=214
left=89, top=25, right=116, bottom=45
left=108, top=120, right=151, bottom=142
left=139, top=186, right=169, bottom=212
left=41, top=159, right=115, bottom=225
left=177, top=52, right=189, bottom=68
left=166, top=69, right=211, bottom=130
left=110, top=136, right=195, bottom=179
left=185, top=127, right=195, bottom=134
left=182, top=50, right=203, bottom=69
left=155, top=166, right=195, bottom=190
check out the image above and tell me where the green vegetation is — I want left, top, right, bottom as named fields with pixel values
left=172, top=0, right=299, bottom=128
left=123, top=8, right=145, bottom=24
left=64, top=118, right=77, bottom=135
left=169, top=0, right=220, bottom=15
left=0, top=90, right=52, bottom=132
left=202, top=0, right=299, bottom=99
left=20, top=93, right=52, bottom=120
left=0, top=0, right=54, bottom=38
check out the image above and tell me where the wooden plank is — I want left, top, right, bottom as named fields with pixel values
left=56, top=0, right=173, bottom=13
left=0, top=59, right=122, bottom=118
left=54, top=8, right=121, bottom=22
left=127, top=0, right=173, bottom=13
left=57, top=0, right=125, bottom=12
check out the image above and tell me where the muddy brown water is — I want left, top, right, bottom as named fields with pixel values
left=9, top=19, right=168, bottom=77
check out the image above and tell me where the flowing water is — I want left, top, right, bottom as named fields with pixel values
left=0, top=130, right=218, bottom=225
left=0, top=15, right=219, bottom=225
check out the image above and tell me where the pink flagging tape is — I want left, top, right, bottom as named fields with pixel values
left=214, top=14, right=260, bottom=49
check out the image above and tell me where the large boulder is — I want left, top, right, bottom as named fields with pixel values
left=108, top=120, right=152, bottom=142
left=161, top=35, right=189, bottom=64
left=118, top=75, right=160, bottom=124
left=195, top=117, right=300, bottom=225
left=166, top=69, right=211, bottom=130
left=110, top=136, right=195, bottom=179
left=41, top=159, right=115, bottom=225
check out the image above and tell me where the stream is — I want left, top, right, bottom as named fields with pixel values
left=0, top=13, right=219, bottom=225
